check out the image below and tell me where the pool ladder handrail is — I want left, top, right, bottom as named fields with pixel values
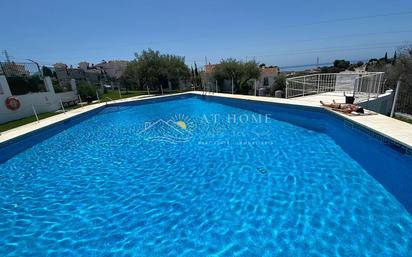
left=101, top=97, right=114, bottom=105
left=202, top=86, right=214, bottom=96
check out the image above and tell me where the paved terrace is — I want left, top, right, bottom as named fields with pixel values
left=1, top=91, right=412, bottom=149
left=290, top=91, right=369, bottom=105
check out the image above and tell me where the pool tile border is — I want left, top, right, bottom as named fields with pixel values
left=1, top=91, right=412, bottom=159
left=198, top=93, right=412, bottom=157
left=342, top=119, right=412, bottom=157
left=194, top=92, right=412, bottom=150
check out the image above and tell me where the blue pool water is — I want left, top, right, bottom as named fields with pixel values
left=1, top=96, right=412, bottom=256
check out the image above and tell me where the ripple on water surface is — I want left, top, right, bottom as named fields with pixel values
left=0, top=98, right=412, bottom=256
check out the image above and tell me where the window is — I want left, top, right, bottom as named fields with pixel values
left=263, top=77, right=269, bottom=86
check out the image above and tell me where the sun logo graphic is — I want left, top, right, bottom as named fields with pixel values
left=173, top=114, right=195, bottom=131
left=137, top=113, right=195, bottom=143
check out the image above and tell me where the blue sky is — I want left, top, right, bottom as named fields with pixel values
left=1, top=0, right=412, bottom=68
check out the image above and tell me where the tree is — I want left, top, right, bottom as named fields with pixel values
left=392, top=51, right=397, bottom=64
left=162, top=54, right=190, bottom=89
left=333, top=59, right=350, bottom=70
left=42, top=66, right=53, bottom=77
left=320, top=59, right=351, bottom=73
left=270, top=73, right=286, bottom=96
left=384, top=52, right=388, bottom=62
left=77, top=81, right=96, bottom=100
left=366, top=45, right=412, bottom=90
left=387, top=45, right=412, bottom=114
left=123, top=49, right=189, bottom=92
left=122, top=60, right=147, bottom=90
left=190, top=66, right=194, bottom=84
left=393, top=45, right=412, bottom=86
left=212, top=58, right=260, bottom=94
left=193, top=62, right=201, bottom=88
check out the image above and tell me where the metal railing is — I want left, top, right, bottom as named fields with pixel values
left=352, top=72, right=385, bottom=101
left=0, top=62, right=42, bottom=78
left=395, top=91, right=412, bottom=115
left=0, top=61, right=46, bottom=95
left=286, top=72, right=385, bottom=100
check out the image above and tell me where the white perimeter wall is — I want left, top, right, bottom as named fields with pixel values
left=359, top=90, right=394, bottom=116
left=0, top=76, right=78, bottom=124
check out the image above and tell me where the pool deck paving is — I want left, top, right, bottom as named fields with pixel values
left=193, top=91, right=412, bottom=149
left=1, top=91, right=411, bottom=149
left=0, top=94, right=155, bottom=144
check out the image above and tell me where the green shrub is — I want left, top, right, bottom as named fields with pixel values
left=53, top=84, right=64, bottom=93
left=42, top=66, right=53, bottom=77
left=270, top=74, right=286, bottom=96
left=239, top=81, right=252, bottom=95
left=52, top=79, right=64, bottom=93
left=77, top=81, right=97, bottom=100
left=8, top=76, right=45, bottom=95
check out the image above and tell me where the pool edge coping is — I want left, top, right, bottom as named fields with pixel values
left=191, top=92, right=412, bottom=151
left=0, top=93, right=190, bottom=146
left=1, top=91, right=411, bottom=151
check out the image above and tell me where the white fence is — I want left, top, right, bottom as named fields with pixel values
left=0, top=76, right=78, bottom=124
left=286, top=72, right=385, bottom=100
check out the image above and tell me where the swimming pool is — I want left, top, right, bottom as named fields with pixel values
left=1, top=94, right=412, bottom=256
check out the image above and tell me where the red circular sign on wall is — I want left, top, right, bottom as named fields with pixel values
left=5, top=96, right=21, bottom=111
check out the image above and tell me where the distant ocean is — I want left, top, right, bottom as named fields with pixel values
left=280, top=59, right=368, bottom=72
left=279, top=63, right=332, bottom=72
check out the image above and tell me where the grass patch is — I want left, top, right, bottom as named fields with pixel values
left=100, top=89, right=189, bottom=102
left=395, top=115, right=412, bottom=124
left=0, top=112, right=59, bottom=132
left=0, top=105, right=82, bottom=132
left=100, top=90, right=148, bottom=101
left=1, top=90, right=189, bottom=132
